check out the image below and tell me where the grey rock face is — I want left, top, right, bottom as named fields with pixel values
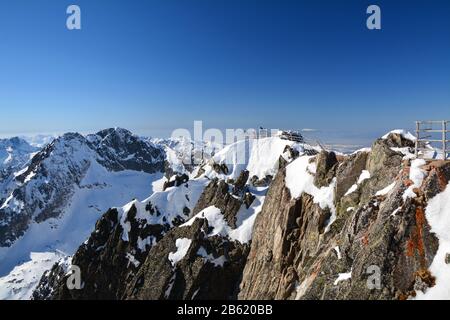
left=34, top=205, right=168, bottom=300
left=239, top=137, right=446, bottom=300
left=88, top=128, right=165, bottom=173
left=124, top=218, right=249, bottom=300
left=335, top=134, right=409, bottom=226
left=335, top=151, right=368, bottom=201
left=193, top=179, right=243, bottom=229
left=313, top=151, right=338, bottom=188
left=383, top=133, right=415, bottom=149
left=163, top=174, right=189, bottom=191
left=232, top=170, right=249, bottom=196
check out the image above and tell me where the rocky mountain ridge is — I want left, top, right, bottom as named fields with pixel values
left=0, top=128, right=165, bottom=249
left=32, top=137, right=304, bottom=300
left=4, top=129, right=450, bottom=300
left=31, top=131, right=450, bottom=300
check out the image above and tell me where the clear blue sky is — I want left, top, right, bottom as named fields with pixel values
left=0, top=0, right=449, bottom=143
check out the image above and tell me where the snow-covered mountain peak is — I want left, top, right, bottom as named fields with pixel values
left=94, top=127, right=134, bottom=141
left=0, top=137, right=38, bottom=169
left=0, top=128, right=167, bottom=279
left=202, top=136, right=317, bottom=183
left=87, top=128, right=165, bottom=173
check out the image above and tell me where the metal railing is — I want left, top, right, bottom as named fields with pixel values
left=415, top=120, right=450, bottom=160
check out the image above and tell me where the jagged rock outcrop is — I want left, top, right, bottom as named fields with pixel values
left=314, top=151, right=338, bottom=188
left=124, top=218, right=249, bottom=300
left=238, top=167, right=330, bottom=299
left=34, top=163, right=262, bottom=300
left=239, top=134, right=444, bottom=300
left=334, top=151, right=368, bottom=201
left=33, top=206, right=168, bottom=300
left=193, top=177, right=245, bottom=229
left=163, top=174, right=189, bottom=191
left=32, top=167, right=207, bottom=300
left=383, top=132, right=415, bottom=149
left=31, top=256, right=72, bottom=300
left=36, top=176, right=254, bottom=300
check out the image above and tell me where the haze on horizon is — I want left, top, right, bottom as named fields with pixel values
left=1, top=0, right=449, bottom=144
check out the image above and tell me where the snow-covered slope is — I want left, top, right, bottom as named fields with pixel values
left=151, top=136, right=223, bottom=176
left=202, top=137, right=310, bottom=181
left=0, top=128, right=165, bottom=279
left=111, top=136, right=304, bottom=251
left=0, top=252, right=64, bottom=300
left=150, top=136, right=194, bottom=175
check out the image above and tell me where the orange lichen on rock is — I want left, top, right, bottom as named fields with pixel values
left=405, top=206, right=426, bottom=268
left=406, top=238, right=415, bottom=257
left=362, top=232, right=369, bottom=247
left=415, top=269, right=436, bottom=288
left=397, top=290, right=416, bottom=300
left=404, top=179, right=414, bottom=187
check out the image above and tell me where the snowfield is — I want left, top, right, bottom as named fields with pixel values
left=118, top=177, right=209, bottom=242
left=0, top=166, right=163, bottom=277
left=0, top=252, right=63, bottom=300
left=0, top=129, right=167, bottom=299
left=203, top=137, right=306, bottom=181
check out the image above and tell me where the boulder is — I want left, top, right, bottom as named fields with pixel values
left=314, top=151, right=338, bottom=188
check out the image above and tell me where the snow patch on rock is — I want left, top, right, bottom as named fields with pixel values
left=344, top=170, right=371, bottom=196
left=376, top=182, right=396, bottom=196
left=168, top=238, right=192, bottom=267
left=334, top=269, right=352, bottom=285
left=403, top=159, right=427, bottom=200
left=382, top=129, right=417, bottom=142
left=285, top=156, right=336, bottom=231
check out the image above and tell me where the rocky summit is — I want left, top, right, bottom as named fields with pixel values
left=2, top=129, right=450, bottom=300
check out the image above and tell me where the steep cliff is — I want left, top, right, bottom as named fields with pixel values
left=239, top=133, right=447, bottom=300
